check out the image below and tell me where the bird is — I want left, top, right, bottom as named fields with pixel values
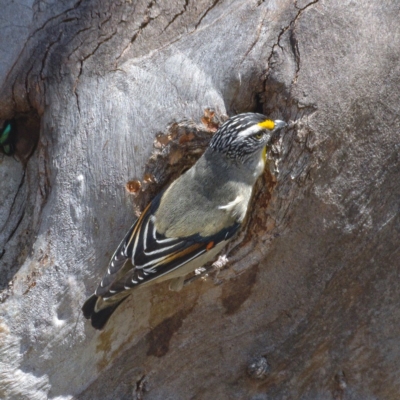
left=82, top=113, right=287, bottom=329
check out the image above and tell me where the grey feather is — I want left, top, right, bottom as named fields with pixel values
left=155, top=149, right=257, bottom=237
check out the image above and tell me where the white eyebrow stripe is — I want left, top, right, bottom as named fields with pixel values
left=237, top=124, right=262, bottom=138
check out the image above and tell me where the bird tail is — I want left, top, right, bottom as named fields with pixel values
left=82, top=293, right=128, bottom=330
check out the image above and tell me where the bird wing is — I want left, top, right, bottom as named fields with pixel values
left=95, top=193, right=240, bottom=300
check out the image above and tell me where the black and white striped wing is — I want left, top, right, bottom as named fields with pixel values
left=95, top=194, right=239, bottom=299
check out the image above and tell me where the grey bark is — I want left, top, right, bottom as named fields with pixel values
left=0, top=0, right=399, bottom=399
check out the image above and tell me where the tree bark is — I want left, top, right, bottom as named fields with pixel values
left=1, top=1, right=399, bottom=399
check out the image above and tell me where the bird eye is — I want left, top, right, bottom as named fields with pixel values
left=253, top=132, right=264, bottom=140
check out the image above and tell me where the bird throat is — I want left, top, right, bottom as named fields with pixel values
left=253, top=146, right=267, bottom=178
left=261, top=146, right=267, bottom=164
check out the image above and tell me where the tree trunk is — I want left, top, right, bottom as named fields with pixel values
left=1, top=1, right=399, bottom=399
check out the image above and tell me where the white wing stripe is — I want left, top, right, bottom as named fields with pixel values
left=144, top=249, right=207, bottom=279
left=152, top=223, right=177, bottom=244
left=131, top=226, right=140, bottom=260
left=135, top=253, right=167, bottom=269
left=218, top=195, right=242, bottom=211
left=143, top=215, right=151, bottom=251
left=143, top=241, right=183, bottom=256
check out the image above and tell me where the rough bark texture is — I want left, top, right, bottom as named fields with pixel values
left=1, top=1, right=399, bottom=399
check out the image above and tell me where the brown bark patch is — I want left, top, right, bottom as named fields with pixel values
left=126, top=180, right=141, bottom=194
left=221, top=264, right=258, bottom=315
left=146, top=307, right=192, bottom=358
left=96, top=327, right=115, bottom=371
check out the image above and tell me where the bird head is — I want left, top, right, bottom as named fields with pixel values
left=209, top=113, right=287, bottom=164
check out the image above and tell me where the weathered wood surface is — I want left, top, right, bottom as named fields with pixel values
left=1, top=1, right=399, bottom=399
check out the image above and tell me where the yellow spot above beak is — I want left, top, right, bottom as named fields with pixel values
left=258, top=119, right=275, bottom=130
